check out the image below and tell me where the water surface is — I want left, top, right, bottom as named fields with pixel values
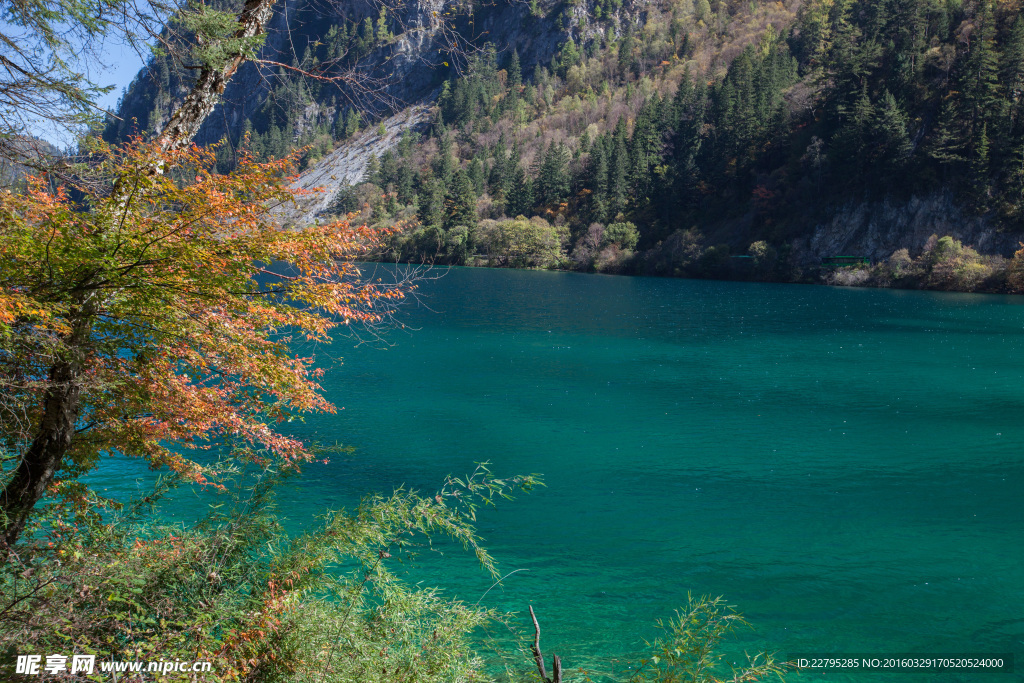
left=133, top=268, right=1024, bottom=679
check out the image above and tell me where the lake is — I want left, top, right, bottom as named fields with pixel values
left=147, top=266, right=1024, bottom=680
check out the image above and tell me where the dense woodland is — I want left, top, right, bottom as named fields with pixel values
left=105, top=0, right=1024, bottom=291
left=386, top=0, right=1024, bottom=288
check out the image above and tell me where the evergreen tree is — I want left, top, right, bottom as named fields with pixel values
left=630, top=96, right=663, bottom=202
left=344, top=108, right=361, bottom=137
left=926, top=96, right=966, bottom=181
left=618, top=33, right=636, bottom=82
left=362, top=16, right=375, bottom=44
left=418, top=175, right=446, bottom=229
left=488, top=138, right=510, bottom=199
left=1001, top=15, right=1024, bottom=114
left=587, top=138, right=609, bottom=223
left=364, top=154, right=380, bottom=184
left=866, top=90, right=912, bottom=187
left=971, top=122, right=991, bottom=205
left=1003, top=136, right=1024, bottom=211
left=830, top=83, right=874, bottom=181
left=557, top=38, right=581, bottom=77
left=395, top=164, right=417, bottom=205
left=610, top=118, right=630, bottom=217
left=508, top=49, right=522, bottom=91
left=468, top=156, right=486, bottom=195
left=445, top=169, right=478, bottom=233
left=507, top=164, right=534, bottom=216
left=537, top=142, right=570, bottom=205
left=961, top=1, right=1001, bottom=133
left=433, top=134, right=456, bottom=184
left=376, top=6, right=390, bottom=41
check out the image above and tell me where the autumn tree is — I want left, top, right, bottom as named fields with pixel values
left=0, top=139, right=404, bottom=548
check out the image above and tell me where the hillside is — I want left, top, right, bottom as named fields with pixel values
left=110, top=0, right=1024, bottom=292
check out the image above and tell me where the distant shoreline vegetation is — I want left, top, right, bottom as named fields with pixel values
left=353, top=213, right=1024, bottom=294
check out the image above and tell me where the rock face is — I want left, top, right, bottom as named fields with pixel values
left=116, top=0, right=569, bottom=148
left=283, top=104, right=430, bottom=224
left=792, top=193, right=1024, bottom=266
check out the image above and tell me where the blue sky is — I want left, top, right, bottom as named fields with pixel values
left=93, top=39, right=149, bottom=114
left=28, top=34, right=148, bottom=147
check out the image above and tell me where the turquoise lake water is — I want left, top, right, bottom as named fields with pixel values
left=112, top=266, right=1024, bottom=680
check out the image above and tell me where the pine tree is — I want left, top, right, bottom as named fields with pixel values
left=961, top=1, right=1001, bottom=133
left=507, top=164, right=534, bottom=216
left=631, top=96, right=663, bottom=202
left=926, top=96, right=967, bottom=183
left=468, top=156, right=486, bottom=195
left=618, top=33, right=636, bottom=83
left=433, top=134, right=456, bottom=184
left=610, top=118, right=630, bottom=217
left=1003, top=135, right=1024, bottom=214
left=396, top=165, right=416, bottom=205
left=488, top=138, right=509, bottom=199
left=866, top=90, right=912, bottom=186
left=364, top=154, right=380, bottom=184
left=587, top=138, right=609, bottom=223
left=445, top=168, right=478, bottom=230
left=1001, top=16, right=1024, bottom=122
left=508, top=49, right=522, bottom=92
left=344, top=108, right=361, bottom=137
left=830, top=83, right=873, bottom=182
left=971, top=122, right=991, bottom=205
left=214, top=135, right=235, bottom=174
left=537, top=142, right=570, bottom=205
left=418, top=175, right=446, bottom=229
left=558, top=38, right=581, bottom=77
left=376, top=6, right=390, bottom=41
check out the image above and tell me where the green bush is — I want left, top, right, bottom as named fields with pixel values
left=924, top=235, right=991, bottom=291
left=630, top=595, right=790, bottom=683
left=604, top=221, right=640, bottom=251
left=0, top=465, right=540, bottom=682
left=477, top=216, right=568, bottom=268
left=1, top=467, right=792, bottom=682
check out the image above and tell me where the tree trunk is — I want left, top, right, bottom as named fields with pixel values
left=154, top=0, right=277, bottom=153
left=1, top=0, right=279, bottom=550
left=1, top=313, right=91, bottom=549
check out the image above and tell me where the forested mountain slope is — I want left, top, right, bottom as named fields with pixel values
left=110, top=0, right=1024, bottom=291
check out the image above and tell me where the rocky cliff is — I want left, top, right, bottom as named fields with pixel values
left=283, top=104, right=430, bottom=224
left=111, top=0, right=570, bottom=147
left=792, top=193, right=1023, bottom=267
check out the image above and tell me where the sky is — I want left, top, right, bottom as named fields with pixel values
left=92, top=38, right=150, bottom=115
left=22, top=32, right=150, bottom=148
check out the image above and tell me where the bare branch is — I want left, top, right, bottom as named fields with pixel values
left=529, top=605, right=562, bottom=683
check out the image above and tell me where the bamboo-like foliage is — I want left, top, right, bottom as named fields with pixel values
left=0, top=464, right=541, bottom=682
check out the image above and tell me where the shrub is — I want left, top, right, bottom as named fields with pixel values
left=570, top=222, right=604, bottom=270
left=827, top=266, right=872, bottom=287
left=924, top=235, right=991, bottom=290
left=630, top=595, right=790, bottom=683
left=1008, top=246, right=1024, bottom=292
left=748, top=240, right=778, bottom=276
left=477, top=216, right=568, bottom=268
left=887, top=248, right=915, bottom=279
left=604, top=221, right=640, bottom=251
left=0, top=465, right=539, bottom=682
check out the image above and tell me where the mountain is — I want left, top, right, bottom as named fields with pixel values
left=108, top=0, right=1024, bottom=292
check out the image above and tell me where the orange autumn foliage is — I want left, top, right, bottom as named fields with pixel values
left=0, top=138, right=405, bottom=499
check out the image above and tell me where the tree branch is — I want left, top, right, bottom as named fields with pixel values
left=529, top=605, right=562, bottom=683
